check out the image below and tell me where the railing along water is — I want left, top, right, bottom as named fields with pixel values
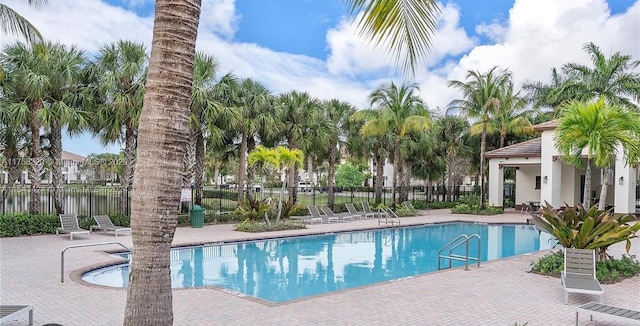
left=60, top=241, right=130, bottom=284
left=437, top=233, right=481, bottom=271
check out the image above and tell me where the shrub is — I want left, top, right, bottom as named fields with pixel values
left=234, top=219, right=305, bottom=232
left=409, top=200, right=428, bottom=210
left=424, top=201, right=458, bottom=209
left=394, top=207, right=416, bottom=217
left=530, top=250, right=640, bottom=283
left=450, top=203, right=503, bottom=215
left=529, top=203, right=640, bottom=256
left=0, top=213, right=59, bottom=237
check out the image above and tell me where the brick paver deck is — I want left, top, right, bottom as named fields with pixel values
left=1, top=209, right=638, bottom=325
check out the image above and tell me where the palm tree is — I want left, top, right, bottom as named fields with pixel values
left=122, top=0, right=441, bottom=322
left=322, top=99, right=355, bottom=209
left=123, top=0, right=201, bottom=324
left=469, top=81, right=534, bottom=148
left=92, top=40, right=147, bottom=215
left=556, top=42, right=640, bottom=110
left=40, top=42, right=89, bottom=214
left=0, top=104, right=28, bottom=194
left=188, top=52, right=219, bottom=205
left=274, top=146, right=304, bottom=222
left=346, top=0, right=441, bottom=73
left=436, top=115, right=470, bottom=201
left=448, top=66, right=511, bottom=209
left=248, top=145, right=279, bottom=196
left=410, top=128, right=447, bottom=202
left=555, top=99, right=640, bottom=210
left=1, top=42, right=49, bottom=214
left=0, top=0, right=47, bottom=44
left=357, top=82, right=430, bottom=207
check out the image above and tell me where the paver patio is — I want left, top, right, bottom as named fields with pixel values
left=1, top=209, right=638, bottom=325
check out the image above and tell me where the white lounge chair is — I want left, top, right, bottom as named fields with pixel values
left=308, top=206, right=332, bottom=223
left=320, top=206, right=354, bottom=223
left=1, top=305, right=33, bottom=325
left=562, top=248, right=604, bottom=304
left=576, top=302, right=640, bottom=325
left=345, top=203, right=365, bottom=220
left=56, top=214, right=90, bottom=240
left=361, top=202, right=381, bottom=219
left=290, top=207, right=323, bottom=224
left=90, top=215, right=131, bottom=238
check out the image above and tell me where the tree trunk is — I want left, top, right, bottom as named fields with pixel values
left=3, top=145, right=21, bottom=195
left=480, top=121, right=488, bottom=209
left=374, top=151, right=384, bottom=204
left=598, top=167, right=611, bottom=211
left=50, top=123, right=65, bottom=214
left=120, top=126, right=137, bottom=215
left=327, top=145, right=336, bottom=209
left=446, top=153, right=454, bottom=202
left=583, top=159, right=592, bottom=208
left=194, top=128, right=205, bottom=205
left=401, top=159, right=411, bottom=202
left=246, top=136, right=256, bottom=199
left=123, top=1, right=201, bottom=325
left=391, top=134, right=400, bottom=207
left=307, top=155, right=314, bottom=185
left=237, top=132, right=247, bottom=202
left=28, top=99, right=43, bottom=215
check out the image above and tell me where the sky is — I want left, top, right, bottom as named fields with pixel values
left=2, top=0, right=639, bottom=157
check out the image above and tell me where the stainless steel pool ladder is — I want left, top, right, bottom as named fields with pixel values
left=60, top=241, right=130, bottom=284
left=437, top=234, right=481, bottom=271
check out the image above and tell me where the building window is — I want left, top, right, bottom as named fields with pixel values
left=535, top=176, right=541, bottom=189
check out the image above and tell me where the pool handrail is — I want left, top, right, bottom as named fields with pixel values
left=437, top=233, right=481, bottom=271
left=61, top=241, right=130, bottom=284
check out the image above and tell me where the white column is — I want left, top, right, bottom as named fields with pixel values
left=540, top=132, right=562, bottom=207
left=614, top=151, right=636, bottom=215
left=488, top=158, right=504, bottom=207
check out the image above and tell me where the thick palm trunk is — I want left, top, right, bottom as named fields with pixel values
left=401, top=160, right=411, bottom=202
left=123, top=0, right=201, bottom=325
left=374, top=152, right=383, bottom=204
left=237, top=132, right=247, bottom=202
left=194, top=128, right=205, bottom=205
left=28, top=100, right=43, bottom=215
left=307, top=155, right=314, bottom=184
left=479, top=122, right=488, bottom=209
left=583, top=159, right=592, bottom=208
left=246, top=137, right=256, bottom=199
left=3, top=144, right=21, bottom=196
left=50, top=123, right=65, bottom=214
left=446, top=153, right=454, bottom=202
left=120, top=126, right=137, bottom=215
left=327, top=146, right=337, bottom=209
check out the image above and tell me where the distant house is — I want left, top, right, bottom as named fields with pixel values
left=486, top=120, right=639, bottom=215
left=1, top=151, right=88, bottom=185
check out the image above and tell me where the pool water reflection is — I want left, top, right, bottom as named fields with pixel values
left=82, top=223, right=553, bottom=303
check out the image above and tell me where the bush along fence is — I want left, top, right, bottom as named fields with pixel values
left=0, top=184, right=521, bottom=217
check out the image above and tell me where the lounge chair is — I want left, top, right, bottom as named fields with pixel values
left=575, top=302, right=640, bottom=325
left=290, top=207, right=323, bottom=224
left=308, top=206, right=332, bottom=223
left=56, top=214, right=90, bottom=240
left=562, top=248, right=604, bottom=304
left=90, top=215, right=131, bottom=238
left=320, top=206, right=354, bottom=223
left=378, top=208, right=401, bottom=226
left=1, top=305, right=33, bottom=325
left=361, top=201, right=381, bottom=219
left=345, top=203, right=365, bottom=220
left=403, top=201, right=414, bottom=210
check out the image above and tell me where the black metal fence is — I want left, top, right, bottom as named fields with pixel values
left=1, top=185, right=484, bottom=216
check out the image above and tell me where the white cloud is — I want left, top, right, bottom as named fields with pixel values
left=200, top=0, right=239, bottom=39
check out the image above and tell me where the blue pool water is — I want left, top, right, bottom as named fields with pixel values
left=82, top=223, right=553, bottom=303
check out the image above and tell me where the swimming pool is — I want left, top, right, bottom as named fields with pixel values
left=82, top=223, right=553, bottom=303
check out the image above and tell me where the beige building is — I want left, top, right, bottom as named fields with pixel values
left=486, top=120, right=639, bottom=215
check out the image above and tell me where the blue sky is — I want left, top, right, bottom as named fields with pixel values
left=2, top=0, right=639, bottom=156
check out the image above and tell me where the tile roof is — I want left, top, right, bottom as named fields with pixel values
left=61, top=151, right=85, bottom=162
left=533, top=119, right=559, bottom=131
left=485, top=137, right=541, bottom=158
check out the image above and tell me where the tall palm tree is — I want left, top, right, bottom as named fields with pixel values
left=555, top=99, right=640, bottom=210
left=188, top=52, right=219, bottom=205
left=556, top=42, right=640, bottom=110
left=274, top=146, right=304, bottom=222
left=0, top=103, right=28, bottom=194
left=322, top=99, right=355, bottom=209
left=40, top=42, right=89, bottom=214
left=410, top=127, right=447, bottom=202
left=0, top=0, right=47, bottom=44
left=123, top=0, right=201, bottom=324
left=357, top=82, right=430, bottom=206
left=1, top=41, right=49, bottom=214
left=122, top=0, right=441, bottom=322
left=436, top=115, right=470, bottom=201
left=469, top=81, right=534, bottom=148
left=93, top=40, right=147, bottom=215
left=448, top=66, right=511, bottom=209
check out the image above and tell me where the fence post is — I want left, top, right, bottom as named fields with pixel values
left=2, top=189, right=5, bottom=215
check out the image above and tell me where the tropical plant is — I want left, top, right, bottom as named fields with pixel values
left=0, top=0, right=47, bottom=44
left=356, top=82, right=430, bottom=207
left=322, top=99, right=355, bottom=208
left=554, top=99, right=640, bottom=209
left=335, top=162, right=366, bottom=188
left=529, top=203, right=640, bottom=258
left=274, top=146, right=304, bottom=222
left=448, top=66, right=512, bottom=209
left=435, top=115, right=470, bottom=201
left=92, top=40, right=147, bottom=215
